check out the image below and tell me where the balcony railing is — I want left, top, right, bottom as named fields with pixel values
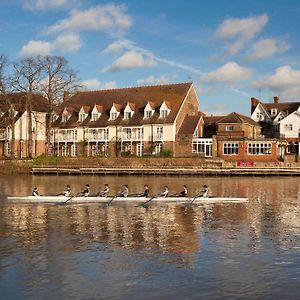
left=153, top=134, right=163, bottom=141
left=85, top=134, right=109, bottom=142
left=121, top=133, right=144, bottom=142
left=58, top=135, right=77, bottom=142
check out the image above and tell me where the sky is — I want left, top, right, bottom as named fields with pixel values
left=1, top=0, right=300, bottom=115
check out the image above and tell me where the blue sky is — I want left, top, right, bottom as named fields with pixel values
left=1, top=0, right=300, bottom=115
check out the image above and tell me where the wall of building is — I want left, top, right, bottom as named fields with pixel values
left=279, top=113, right=300, bottom=138
left=217, top=140, right=277, bottom=162
left=217, top=123, right=261, bottom=139
left=174, top=86, right=199, bottom=134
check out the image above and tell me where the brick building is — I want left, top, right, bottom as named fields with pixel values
left=251, top=96, right=300, bottom=160
left=50, top=82, right=203, bottom=157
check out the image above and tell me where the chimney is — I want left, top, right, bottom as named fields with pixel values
left=63, top=91, right=70, bottom=102
left=273, top=96, right=279, bottom=104
left=251, top=97, right=259, bottom=113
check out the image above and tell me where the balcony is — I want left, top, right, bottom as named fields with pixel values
left=121, top=133, right=144, bottom=142
left=86, top=133, right=109, bottom=142
left=153, top=134, right=163, bottom=141
left=216, top=131, right=245, bottom=140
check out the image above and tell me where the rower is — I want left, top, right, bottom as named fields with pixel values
left=79, top=184, right=90, bottom=197
left=198, top=185, right=209, bottom=197
left=140, top=185, right=149, bottom=197
left=98, top=184, right=109, bottom=197
left=173, top=185, right=188, bottom=197
left=158, top=186, right=168, bottom=198
left=57, top=185, right=71, bottom=197
left=32, top=187, right=39, bottom=196
left=118, top=185, right=129, bottom=197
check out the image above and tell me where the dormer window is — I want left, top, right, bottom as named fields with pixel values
left=144, top=101, right=155, bottom=119
left=110, top=103, right=120, bottom=120
left=271, top=108, right=277, bottom=116
left=91, top=104, right=102, bottom=121
left=159, top=101, right=171, bottom=118
left=62, top=115, right=68, bottom=122
left=124, top=102, right=135, bottom=120
left=124, top=111, right=132, bottom=119
left=52, top=113, right=59, bottom=123
left=110, top=112, right=118, bottom=120
left=79, top=113, right=86, bottom=122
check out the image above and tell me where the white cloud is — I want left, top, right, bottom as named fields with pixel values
left=82, top=79, right=116, bottom=90
left=102, top=39, right=133, bottom=54
left=137, top=75, right=169, bottom=85
left=53, top=33, right=81, bottom=53
left=48, top=4, right=132, bottom=36
left=203, top=62, right=254, bottom=84
left=20, top=40, right=52, bottom=57
left=104, top=51, right=157, bottom=72
left=253, top=65, right=300, bottom=99
left=102, top=39, right=202, bottom=74
left=214, top=14, right=268, bottom=55
left=22, top=0, right=79, bottom=11
left=246, top=38, right=290, bottom=61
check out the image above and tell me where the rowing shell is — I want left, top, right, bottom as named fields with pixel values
left=5, top=196, right=248, bottom=204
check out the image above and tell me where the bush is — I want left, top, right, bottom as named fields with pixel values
left=33, top=154, right=60, bottom=165
left=160, top=149, right=173, bottom=157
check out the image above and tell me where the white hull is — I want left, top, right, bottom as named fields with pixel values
left=5, top=196, right=248, bottom=204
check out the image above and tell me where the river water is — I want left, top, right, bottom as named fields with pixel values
left=0, top=175, right=299, bottom=300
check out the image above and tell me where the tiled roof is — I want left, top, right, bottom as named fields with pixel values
left=178, top=115, right=202, bottom=135
left=53, top=82, right=193, bottom=129
left=0, top=92, right=48, bottom=112
left=218, top=112, right=260, bottom=127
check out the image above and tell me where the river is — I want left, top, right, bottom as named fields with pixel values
left=0, top=175, right=299, bottom=299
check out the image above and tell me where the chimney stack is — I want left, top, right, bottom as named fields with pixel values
left=273, top=96, right=279, bottom=104
left=251, top=97, right=259, bottom=113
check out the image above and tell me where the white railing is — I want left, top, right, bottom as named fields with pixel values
left=153, top=134, right=163, bottom=141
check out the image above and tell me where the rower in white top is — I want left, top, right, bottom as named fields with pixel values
left=198, top=185, right=209, bottom=197
left=158, top=186, right=169, bottom=198
left=118, top=185, right=129, bottom=197
left=98, top=184, right=109, bottom=197
left=57, top=185, right=71, bottom=197
left=78, top=184, right=90, bottom=197
left=32, top=187, right=39, bottom=196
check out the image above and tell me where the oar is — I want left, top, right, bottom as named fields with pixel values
left=189, top=194, right=200, bottom=204
left=63, top=192, right=80, bottom=204
left=107, top=194, right=118, bottom=206
left=139, top=195, right=157, bottom=208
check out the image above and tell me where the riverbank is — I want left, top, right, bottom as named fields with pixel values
left=1, top=156, right=300, bottom=176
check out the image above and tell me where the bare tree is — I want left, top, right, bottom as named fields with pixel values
left=11, top=57, right=44, bottom=158
left=0, top=54, right=17, bottom=159
left=37, top=56, right=81, bottom=154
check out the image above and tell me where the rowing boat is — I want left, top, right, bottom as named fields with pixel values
left=5, top=196, right=248, bottom=204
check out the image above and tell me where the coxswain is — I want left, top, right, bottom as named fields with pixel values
left=158, top=186, right=169, bottom=198
left=32, top=187, right=39, bottom=196
left=98, top=184, right=109, bottom=197
left=118, top=185, right=129, bottom=197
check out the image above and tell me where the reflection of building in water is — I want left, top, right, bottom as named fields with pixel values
left=0, top=204, right=203, bottom=256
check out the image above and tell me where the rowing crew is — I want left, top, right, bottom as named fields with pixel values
left=32, top=184, right=210, bottom=198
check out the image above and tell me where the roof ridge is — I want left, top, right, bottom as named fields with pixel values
left=78, top=82, right=193, bottom=94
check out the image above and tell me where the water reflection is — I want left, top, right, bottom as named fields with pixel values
left=0, top=175, right=299, bottom=299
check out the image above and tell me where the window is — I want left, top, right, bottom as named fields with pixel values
left=155, top=143, right=163, bottom=154
left=256, top=112, right=263, bottom=121
left=270, top=108, right=277, bottom=116
left=52, top=114, right=58, bottom=123
left=156, top=127, right=163, bottom=139
left=92, top=129, right=98, bottom=140
left=79, top=113, right=86, bottom=122
left=160, top=110, right=168, bottom=118
left=110, top=112, right=118, bottom=120
left=248, top=142, right=272, bottom=155
left=71, top=144, right=77, bottom=157
left=92, top=113, right=99, bottom=121
left=223, top=143, right=239, bottom=155
left=137, top=128, right=144, bottom=139
left=144, top=110, right=153, bottom=119
left=125, top=128, right=131, bottom=139
left=124, top=112, right=132, bottom=119
left=284, top=124, right=293, bottom=131
left=62, top=115, right=68, bottom=122
left=104, top=128, right=109, bottom=140
left=226, top=125, right=234, bottom=131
